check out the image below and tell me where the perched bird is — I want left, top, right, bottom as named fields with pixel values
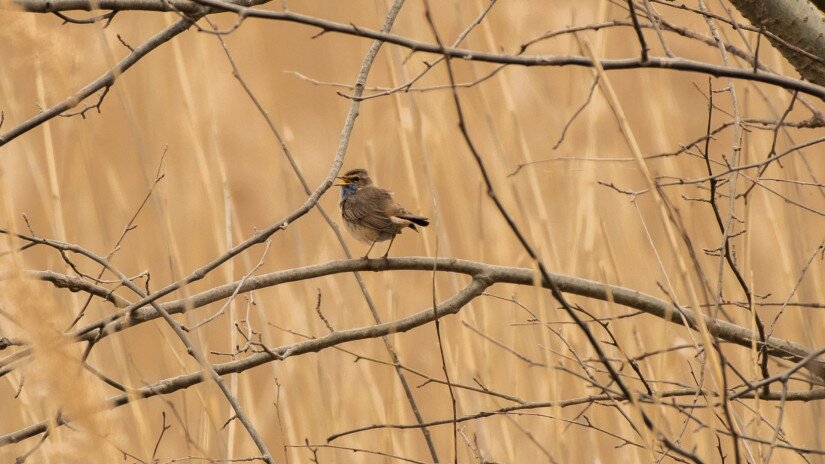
left=336, top=168, right=429, bottom=259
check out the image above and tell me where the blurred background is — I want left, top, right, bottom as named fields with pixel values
left=1, top=0, right=825, bottom=462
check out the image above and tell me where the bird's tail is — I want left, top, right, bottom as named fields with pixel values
left=398, top=214, right=429, bottom=229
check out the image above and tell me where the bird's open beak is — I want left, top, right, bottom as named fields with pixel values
left=334, top=176, right=352, bottom=187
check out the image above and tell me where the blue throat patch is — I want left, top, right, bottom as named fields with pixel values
left=340, top=184, right=358, bottom=200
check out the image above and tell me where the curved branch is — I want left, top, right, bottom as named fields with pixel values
left=0, top=277, right=491, bottom=447
left=12, top=0, right=825, bottom=87
left=4, top=270, right=825, bottom=447
left=4, top=0, right=825, bottom=152
left=14, top=257, right=825, bottom=381
left=187, top=0, right=825, bottom=101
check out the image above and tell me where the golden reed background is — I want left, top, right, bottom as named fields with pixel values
left=1, top=0, right=825, bottom=462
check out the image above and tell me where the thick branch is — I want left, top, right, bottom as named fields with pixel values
left=16, top=257, right=825, bottom=380
left=5, top=266, right=825, bottom=447
left=726, top=0, right=825, bottom=86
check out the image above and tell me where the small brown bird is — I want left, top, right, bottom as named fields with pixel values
left=336, top=168, right=429, bottom=259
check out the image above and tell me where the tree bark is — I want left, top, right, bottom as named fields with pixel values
left=728, top=0, right=825, bottom=86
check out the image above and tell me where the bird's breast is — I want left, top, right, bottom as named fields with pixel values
left=343, top=217, right=392, bottom=243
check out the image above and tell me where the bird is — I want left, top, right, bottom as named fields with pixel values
left=336, top=168, right=429, bottom=259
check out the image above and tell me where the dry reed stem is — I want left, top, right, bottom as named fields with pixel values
left=3, top=1, right=825, bottom=461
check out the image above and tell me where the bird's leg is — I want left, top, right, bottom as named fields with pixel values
left=382, top=235, right=396, bottom=259
left=363, top=240, right=377, bottom=259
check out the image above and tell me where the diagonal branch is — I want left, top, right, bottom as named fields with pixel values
left=0, top=277, right=491, bottom=447
left=725, top=0, right=825, bottom=86
left=0, top=15, right=200, bottom=147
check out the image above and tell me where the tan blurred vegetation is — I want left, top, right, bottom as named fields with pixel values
left=1, top=0, right=825, bottom=462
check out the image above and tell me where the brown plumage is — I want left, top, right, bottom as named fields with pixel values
left=336, top=168, right=429, bottom=258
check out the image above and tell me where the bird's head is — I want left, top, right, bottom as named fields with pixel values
left=335, top=168, right=373, bottom=189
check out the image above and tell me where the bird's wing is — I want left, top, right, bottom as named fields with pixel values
left=388, top=196, right=429, bottom=228
left=396, top=211, right=429, bottom=227
left=343, top=187, right=397, bottom=232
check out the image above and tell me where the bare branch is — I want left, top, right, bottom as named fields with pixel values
left=9, top=256, right=823, bottom=382
left=0, top=16, right=202, bottom=147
